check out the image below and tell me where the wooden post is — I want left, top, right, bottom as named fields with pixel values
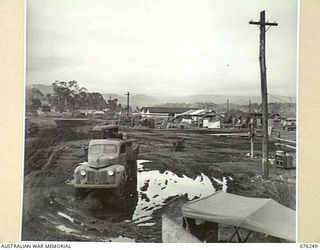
left=250, top=116, right=255, bottom=159
left=249, top=11, right=278, bottom=179
left=250, top=135, right=254, bottom=159
left=125, top=91, right=131, bottom=117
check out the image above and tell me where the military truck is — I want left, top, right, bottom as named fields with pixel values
left=73, top=125, right=139, bottom=199
left=91, top=124, right=122, bottom=140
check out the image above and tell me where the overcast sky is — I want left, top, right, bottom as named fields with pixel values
left=27, top=0, right=298, bottom=97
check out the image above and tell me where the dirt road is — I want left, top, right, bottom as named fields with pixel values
left=22, top=122, right=296, bottom=242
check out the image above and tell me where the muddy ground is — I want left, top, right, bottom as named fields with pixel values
left=21, top=118, right=296, bottom=242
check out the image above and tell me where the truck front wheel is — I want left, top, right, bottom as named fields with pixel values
left=75, top=188, right=87, bottom=200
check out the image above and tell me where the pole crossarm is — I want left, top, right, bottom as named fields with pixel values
left=249, top=20, right=278, bottom=26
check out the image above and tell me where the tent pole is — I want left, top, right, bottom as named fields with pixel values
left=229, top=227, right=242, bottom=242
left=243, top=231, right=252, bottom=242
left=229, top=229, right=238, bottom=242
left=235, top=227, right=243, bottom=242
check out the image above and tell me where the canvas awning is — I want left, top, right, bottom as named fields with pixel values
left=182, top=191, right=295, bottom=242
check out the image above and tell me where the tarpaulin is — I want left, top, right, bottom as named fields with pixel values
left=182, top=191, right=295, bottom=242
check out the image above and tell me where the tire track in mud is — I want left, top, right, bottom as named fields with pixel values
left=22, top=134, right=162, bottom=242
left=22, top=128, right=237, bottom=242
left=22, top=126, right=294, bottom=242
left=23, top=134, right=100, bottom=241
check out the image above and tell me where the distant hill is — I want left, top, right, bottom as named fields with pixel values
left=103, top=93, right=296, bottom=107
left=102, top=93, right=161, bottom=107
left=158, top=94, right=295, bottom=105
left=27, top=84, right=54, bottom=95
left=25, top=84, right=295, bottom=106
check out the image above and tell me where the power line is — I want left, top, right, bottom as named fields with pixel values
left=268, top=93, right=295, bottom=103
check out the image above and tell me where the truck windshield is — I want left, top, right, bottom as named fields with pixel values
left=90, top=144, right=118, bottom=155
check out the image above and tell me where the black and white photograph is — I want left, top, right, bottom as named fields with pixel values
left=22, top=0, right=297, bottom=243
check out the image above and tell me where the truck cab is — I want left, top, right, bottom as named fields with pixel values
left=74, top=139, right=128, bottom=190
left=74, top=125, right=138, bottom=199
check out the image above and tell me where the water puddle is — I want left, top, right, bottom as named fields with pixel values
left=104, top=236, right=135, bottom=242
left=56, top=225, right=79, bottom=234
left=56, top=225, right=90, bottom=239
left=131, top=160, right=216, bottom=224
left=212, top=177, right=228, bottom=192
left=56, top=224, right=134, bottom=242
left=57, top=212, right=74, bottom=223
left=66, top=159, right=229, bottom=230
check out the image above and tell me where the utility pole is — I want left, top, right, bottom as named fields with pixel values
left=249, top=10, right=278, bottom=179
left=227, top=99, right=229, bottom=112
left=125, top=91, right=131, bottom=117
left=249, top=99, right=252, bottom=114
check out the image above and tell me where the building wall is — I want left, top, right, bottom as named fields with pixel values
left=141, top=110, right=170, bottom=118
left=203, top=119, right=221, bottom=129
left=181, top=118, right=192, bottom=124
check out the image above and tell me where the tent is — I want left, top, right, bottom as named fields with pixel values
left=182, top=191, right=295, bottom=242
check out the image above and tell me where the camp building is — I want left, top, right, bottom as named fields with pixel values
left=141, top=107, right=190, bottom=119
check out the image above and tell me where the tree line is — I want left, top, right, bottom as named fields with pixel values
left=26, top=80, right=109, bottom=113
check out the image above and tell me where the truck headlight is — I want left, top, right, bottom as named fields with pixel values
left=108, top=170, right=114, bottom=176
left=80, top=170, right=86, bottom=176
